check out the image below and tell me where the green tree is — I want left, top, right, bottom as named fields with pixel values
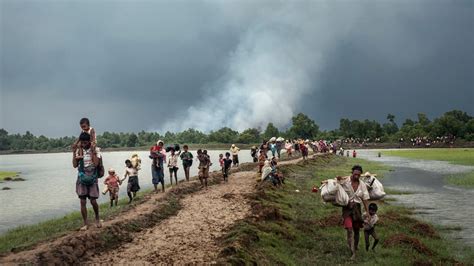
left=383, top=113, right=399, bottom=135
left=339, top=118, right=352, bottom=137
left=403, top=119, right=415, bottom=127
left=127, top=133, right=139, bottom=147
left=431, top=110, right=471, bottom=138
left=263, top=123, right=279, bottom=140
left=417, top=113, right=430, bottom=126
left=0, top=129, right=10, bottom=150
left=387, top=114, right=396, bottom=123
left=465, top=119, right=474, bottom=141
left=176, top=128, right=208, bottom=144
left=237, top=128, right=261, bottom=144
left=289, top=113, right=319, bottom=139
left=208, top=127, right=239, bottom=143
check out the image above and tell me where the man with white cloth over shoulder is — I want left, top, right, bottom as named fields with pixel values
left=337, top=165, right=370, bottom=260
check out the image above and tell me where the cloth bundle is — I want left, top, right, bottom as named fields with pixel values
left=361, top=174, right=386, bottom=200
left=320, top=178, right=349, bottom=206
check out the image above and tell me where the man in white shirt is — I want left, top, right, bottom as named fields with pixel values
left=337, top=165, right=370, bottom=260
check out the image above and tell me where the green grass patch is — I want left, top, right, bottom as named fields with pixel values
left=219, top=155, right=474, bottom=265
left=0, top=171, right=19, bottom=181
left=445, top=171, right=474, bottom=188
left=382, top=148, right=474, bottom=166
left=0, top=190, right=151, bottom=253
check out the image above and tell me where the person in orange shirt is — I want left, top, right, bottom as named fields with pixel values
left=103, top=168, right=121, bottom=207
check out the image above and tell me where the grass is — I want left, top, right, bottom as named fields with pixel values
left=382, top=148, right=474, bottom=188
left=445, top=171, right=474, bottom=188
left=382, top=148, right=474, bottom=166
left=219, top=155, right=474, bottom=265
left=0, top=190, right=150, bottom=253
left=0, top=171, right=19, bottom=181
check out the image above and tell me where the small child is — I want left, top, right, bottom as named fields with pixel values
left=363, top=203, right=380, bottom=251
left=103, top=168, right=121, bottom=207
left=73, top=118, right=96, bottom=159
left=203, top=150, right=212, bottom=167
left=219, top=154, right=224, bottom=174
left=197, top=149, right=210, bottom=188
left=223, top=152, right=233, bottom=182
left=168, top=148, right=179, bottom=186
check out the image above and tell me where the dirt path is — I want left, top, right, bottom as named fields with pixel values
left=0, top=156, right=305, bottom=265
left=87, top=170, right=254, bottom=264
left=88, top=157, right=304, bottom=264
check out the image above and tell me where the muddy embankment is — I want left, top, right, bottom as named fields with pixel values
left=0, top=155, right=307, bottom=265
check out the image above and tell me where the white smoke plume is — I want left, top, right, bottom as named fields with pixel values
left=161, top=2, right=361, bottom=132
left=162, top=1, right=427, bottom=132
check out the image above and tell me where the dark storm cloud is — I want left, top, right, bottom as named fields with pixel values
left=303, top=1, right=474, bottom=128
left=1, top=0, right=473, bottom=137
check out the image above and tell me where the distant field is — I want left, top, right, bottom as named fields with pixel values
left=382, top=148, right=474, bottom=166
left=0, top=171, right=18, bottom=181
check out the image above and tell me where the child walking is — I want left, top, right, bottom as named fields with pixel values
left=363, top=203, right=380, bottom=251
left=219, top=153, right=224, bottom=175
left=103, top=168, right=121, bottom=207
left=223, top=152, right=233, bottom=182
left=168, top=148, right=180, bottom=186
left=197, top=149, right=210, bottom=189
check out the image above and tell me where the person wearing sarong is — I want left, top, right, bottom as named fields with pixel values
left=337, top=165, right=370, bottom=260
left=122, top=159, right=140, bottom=203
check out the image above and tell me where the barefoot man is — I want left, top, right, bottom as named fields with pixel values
left=337, top=165, right=370, bottom=260
left=72, top=132, right=102, bottom=230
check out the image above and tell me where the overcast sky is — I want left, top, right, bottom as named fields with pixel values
left=1, top=0, right=473, bottom=137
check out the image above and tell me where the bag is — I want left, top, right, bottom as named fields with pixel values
left=320, top=184, right=336, bottom=202
left=362, top=176, right=386, bottom=200
left=78, top=160, right=98, bottom=186
left=320, top=179, right=338, bottom=202
left=369, top=178, right=385, bottom=200
left=334, top=183, right=349, bottom=207
left=97, top=157, right=105, bottom=178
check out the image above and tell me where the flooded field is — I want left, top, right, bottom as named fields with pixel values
left=358, top=150, right=474, bottom=247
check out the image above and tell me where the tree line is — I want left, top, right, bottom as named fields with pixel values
left=0, top=110, right=472, bottom=151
